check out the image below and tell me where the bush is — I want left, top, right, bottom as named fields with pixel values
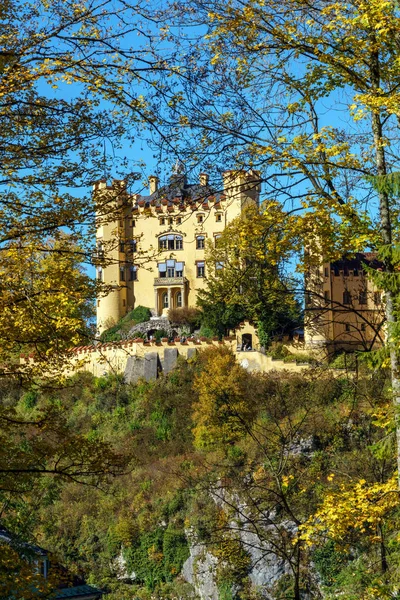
left=198, top=325, right=214, bottom=338
left=168, top=307, right=201, bottom=327
left=283, top=352, right=316, bottom=364
left=100, top=306, right=151, bottom=342
left=99, top=325, right=122, bottom=343
left=268, top=343, right=290, bottom=360
left=125, top=305, right=151, bottom=324
left=330, top=352, right=357, bottom=370
left=154, top=329, right=169, bottom=342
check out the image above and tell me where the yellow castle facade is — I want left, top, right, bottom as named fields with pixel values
left=94, top=168, right=261, bottom=333
left=304, top=253, right=385, bottom=353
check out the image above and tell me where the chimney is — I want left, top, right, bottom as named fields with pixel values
left=199, top=172, right=209, bottom=186
left=149, top=175, right=159, bottom=195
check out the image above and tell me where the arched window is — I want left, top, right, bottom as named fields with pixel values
left=162, top=292, right=169, bottom=308
left=176, top=292, right=182, bottom=308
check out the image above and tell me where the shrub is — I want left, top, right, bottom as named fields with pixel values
left=99, top=306, right=151, bottom=342
left=168, top=307, right=201, bottom=327
left=268, top=343, right=290, bottom=360
left=126, top=305, right=151, bottom=324
left=198, top=325, right=214, bottom=338
left=330, top=352, right=357, bottom=370
left=154, top=329, right=169, bottom=342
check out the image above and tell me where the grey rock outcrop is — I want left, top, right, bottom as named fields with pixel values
left=182, top=537, right=219, bottom=600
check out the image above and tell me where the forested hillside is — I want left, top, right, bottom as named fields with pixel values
left=2, top=347, right=398, bottom=599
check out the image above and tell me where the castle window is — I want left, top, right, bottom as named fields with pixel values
left=374, top=291, right=381, bottom=305
left=120, top=267, right=125, bottom=282
left=169, top=218, right=173, bottom=225
left=97, top=267, right=103, bottom=281
left=361, top=323, right=366, bottom=331
left=197, top=261, right=205, bottom=278
left=167, top=258, right=175, bottom=278
left=215, top=213, right=222, bottom=222
left=159, top=217, right=165, bottom=226
left=158, top=260, right=184, bottom=278
left=196, top=236, right=205, bottom=249
left=162, top=292, right=169, bottom=308
left=353, top=268, right=358, bottom=276
left=159, top=235, right=183, bottom=250
left=176, top=291, right=182, bottom=308
left=214, top=234, right=222, bottom=247
left=132, top=220, right=136, bottom=228
left=129, top=240, right=137, bottom=253
left=359, top=290, right=367, bottom=305
left=176, top=217, right=182, bottom=225
left=129, top=266, right=138, bottom=281
left=215, top=261, right=224, bottom=271
left=175, top=262, right=183, bottom=277
left=324, top=290, right=330, bottom=301
left=119, top=241, right=125, bottom=253
left=159, top=236, right=168, bottom=250
left=345, top=323, right=351, bottom=332
left=197, top=214, right=204, bottom=223
left=343, top=290, right=351, bottom=304
left=324, top=267, right=329, bottom=277
left=97, top=241, right=104, bottom=260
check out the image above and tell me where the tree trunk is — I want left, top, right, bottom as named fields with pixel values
left=371, top=110, right=400, bottom=488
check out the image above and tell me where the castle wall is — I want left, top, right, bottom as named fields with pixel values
left=21, top=337, right=311, bottom=380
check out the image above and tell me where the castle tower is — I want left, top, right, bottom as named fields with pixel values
left=94, top=179, right=131, bottom=333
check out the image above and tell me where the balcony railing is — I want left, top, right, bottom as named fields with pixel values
left=154, top=276, right=187, bottom=287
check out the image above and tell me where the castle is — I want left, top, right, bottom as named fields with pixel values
left=94, top=167, right=261, bottom=333
left=94, top=166, right=385, bottom=354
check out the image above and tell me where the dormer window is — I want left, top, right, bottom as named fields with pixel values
left=215, top=213, right=222, bottom=222
left=197, top=214, right=204, bottom=223
left=159, top=217, right=165, bottom=226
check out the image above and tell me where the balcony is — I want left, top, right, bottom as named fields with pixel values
left=154, top=276, right=187, bottom=287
